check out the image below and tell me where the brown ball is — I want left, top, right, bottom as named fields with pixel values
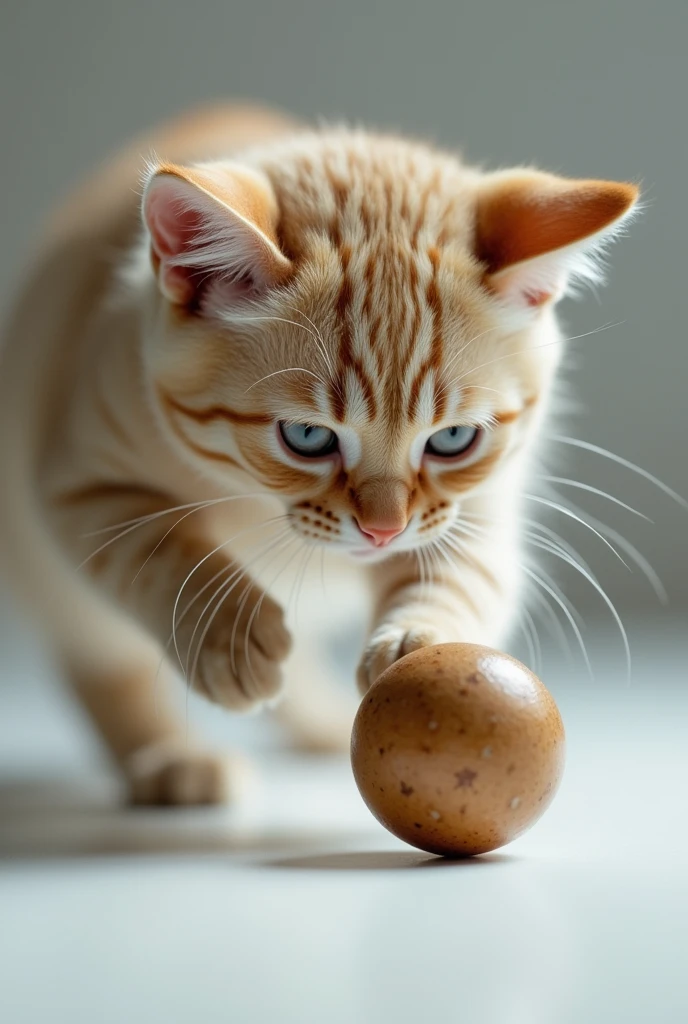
left=351, top=643, right=565, bottom=857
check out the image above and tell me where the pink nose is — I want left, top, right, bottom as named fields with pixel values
left=356, top=523, right=405, bottom=548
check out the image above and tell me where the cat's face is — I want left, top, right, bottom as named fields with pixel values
left=141, top=132, right=637, bottom=561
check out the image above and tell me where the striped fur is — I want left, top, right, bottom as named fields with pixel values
left=0, top=104, right=638, bottom=804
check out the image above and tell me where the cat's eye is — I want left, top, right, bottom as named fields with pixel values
left=279, top=422, right=339, bottom=458
left=425, top=425, right=480, bottom=458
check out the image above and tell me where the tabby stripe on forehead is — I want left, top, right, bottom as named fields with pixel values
left=325, top=157, right=350, bottom=248
left=351, top=356, right=377, bottom=420
left=398, top=249, right=422, bottom=380
left=411, top=168, right=441, bottom=250
left=436, top=195, right=459, bottom=248
left=332, top=244, right=354, bottom=420
left=360, top=185, right=373, bottom=236
left=384, top=175, right=395, bottom=235
left=427, top=247, right=448, bottom=422
left=407, top=247, right=446, bottom=422
left=362, top=254, right=376, bottom=339
left=400, top=170, right=411, bottom=224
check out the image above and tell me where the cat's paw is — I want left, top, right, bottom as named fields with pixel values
left=125, top=740, right=253, bottom=806
left=188, top=590, right=292, bottom=711
left=356, top=623, right=450, bottom=694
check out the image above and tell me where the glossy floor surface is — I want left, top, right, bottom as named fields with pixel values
left=1, top=615, right=687, bottom=1024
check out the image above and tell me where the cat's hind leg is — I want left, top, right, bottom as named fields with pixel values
left=66, top=621, right=250, bottom=806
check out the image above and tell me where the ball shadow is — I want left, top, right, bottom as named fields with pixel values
left=260, top=849, right=518, bottom=871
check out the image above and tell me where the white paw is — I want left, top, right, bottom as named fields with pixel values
left=356, top=622, right=450, bottom=694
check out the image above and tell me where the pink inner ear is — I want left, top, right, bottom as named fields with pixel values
left=146, top=191, right=203, bottom=261
left=145, top=186, right=257, bottom=308
left=145, top=190, right=204, bottom=304
left=143, top=166, right=293, bottom=309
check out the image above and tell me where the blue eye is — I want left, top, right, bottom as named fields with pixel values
left=425, top=425, right=479, bottom=458
left=279, top=422, right=338, bottom=457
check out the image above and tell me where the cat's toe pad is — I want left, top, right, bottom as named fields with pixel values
left=356, top=623, right=449, bottom=694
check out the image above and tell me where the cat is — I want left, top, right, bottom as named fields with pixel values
left=0, top=103, right=638, bottom=805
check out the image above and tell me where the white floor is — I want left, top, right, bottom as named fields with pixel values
left=1, top=612, right=687, bottom=1024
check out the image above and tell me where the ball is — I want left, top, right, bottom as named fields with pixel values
left=351, top=643, right=565, bottom=857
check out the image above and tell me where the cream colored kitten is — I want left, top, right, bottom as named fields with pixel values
left=0, top=103, right=637, bottom=804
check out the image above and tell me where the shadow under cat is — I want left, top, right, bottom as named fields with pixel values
left=0, top=773, right=517, bottom=870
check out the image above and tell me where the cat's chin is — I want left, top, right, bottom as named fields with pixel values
left=346, top=546, right=393, bottom=563
left=345, top=544, right=422, bottom=564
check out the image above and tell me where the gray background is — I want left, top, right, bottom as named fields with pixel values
left=1, top=0, right=686, bottom=612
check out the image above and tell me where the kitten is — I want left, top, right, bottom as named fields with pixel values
left=0, top=104, right=637, bottom=804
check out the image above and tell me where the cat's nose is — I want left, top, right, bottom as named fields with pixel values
left=355, top=522, right=405, bottom=547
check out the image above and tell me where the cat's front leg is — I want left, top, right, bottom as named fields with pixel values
left=356, top=548, right=515, bottom=693
left=56, top=486, right=292, bottom=710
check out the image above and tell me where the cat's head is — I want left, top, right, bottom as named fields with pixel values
left=139, top=131, right=638, bottom=562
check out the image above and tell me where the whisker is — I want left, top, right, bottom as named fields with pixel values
left=549, top=435, right=688, bottom=510
left=520, top=517, right=597, bottom=583
left=567, top=504, right=668, bottom=604
left=539, top=476, right=651, bottom=521
left=242, top=539, right=304, bottom=693
left=520, top=604, right=542, bottom=674
left=228, top=576, right=261, bottom=682
left=293, top=541, right=317, bottom=632
left=458, top=509, right=598, bottom=589
left=245, top=366, right=329, bottom=394
left=523, top=535, right=593, bottom=623
left=451, top=321, right=623, bottom=387
left=454, top=512, right=596, bottom=607
left=290, top=308, right=338, bottom=383
left=185, top=528, right=292, bottom=687
left=529, top=533, right=632, bottom=681
left=524, top=533, right=594, bottom=620
left=185, top=534, right=294, bottom=708
left=231, top=312, right=343, bottom=399
left=433, top=537, right=457, bottom=579
left=170, top=516, right=288, bottom=670
left=171, top=518, right=288, bottom=672
left=528, top=581, right=574, bottom=661
left=438, top=325, right=503, bottom=387
left=285, top=542, right=313, bottom=632
left=522, top=564, right=593, bottom=678
left=444, top=527, right=592, bottom=674
left=523, top=494, right=631, bottom=569
left=82, top=493, right=266, bottom=538
left=415, top=548, right=425, bottom=599
left=426, top=541, right=444, bottom=584
left=422, top=544, right=434, bottom=594
left=171, top=516, right=289, bottom=645
left=79, top=493, right=270, bottom=571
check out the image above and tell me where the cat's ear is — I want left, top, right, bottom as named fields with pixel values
left=475, top=171, right=639, bottom=309
left=141, top=161, right=292, bottom=308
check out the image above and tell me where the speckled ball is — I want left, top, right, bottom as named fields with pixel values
left=351, top=643, right=565, bottom=857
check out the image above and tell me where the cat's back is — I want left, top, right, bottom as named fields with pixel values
left=45, top=103, right=300, bottom=261
left=0, top=103, right=300, bottom=598
left=0, top=103, right=299, bottom=441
